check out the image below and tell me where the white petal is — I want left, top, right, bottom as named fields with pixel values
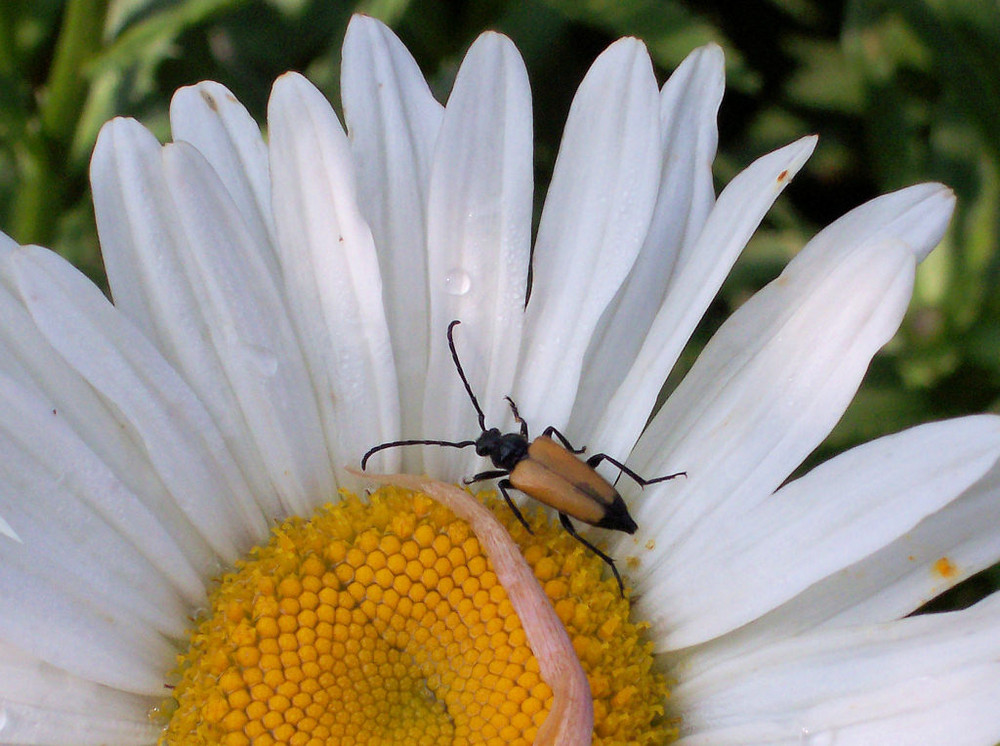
left=0, top=509, right=172, bottom=695
left=0, top=259, right=217, bottom=576
left=342, top=15, right=444, bottom=456
left=515, top=38, right=662, bottom=432
left=657, top=44, right=724, bottom=270
left=417, top=31, right=533, bottom=481
left=570, top=43, right=725, bottom=441
left=0, top=456, right=186, bottom=641
left=9, top=245, right=265, bottom=560
left=99, top=115, right=340, bottom=516
left=268, top=72, right=399, bottom=486
left=92, top=118, right=284, bottom=512
left=674, top=594, right=1000, bottom=746
left=707, top=419, right=1000, bottom=652
left=0, top=466, right=177, bottom=694
left=169, top=80, right=278, bottom=277
left=653, top=415, right=1000, bottom=649
left=0, top=641, right=157, bottom=745
left=588, top=136, right=815, bottom=461
left=161, top=141, right=336, bottom=518
left=90, top=117, right=180, bottom=344
left=0, top=370, right=205, bottom=612
left=621, top=185, right=955, bottom=609
left=815, top=453, right=1000, bottom=625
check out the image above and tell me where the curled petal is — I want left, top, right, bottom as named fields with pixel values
left=353, top=469, right=593, bottom=746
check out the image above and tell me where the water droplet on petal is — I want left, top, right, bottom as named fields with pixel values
left=443, top=268, right=471, bottom=296
left=242, top=343, right=279, bottom=378
left=800, top=727, right=836, bottom=746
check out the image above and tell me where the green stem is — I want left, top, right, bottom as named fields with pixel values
left=43, top=0, right=109, bottom=140
left=11, top=0, right=109, bottom=245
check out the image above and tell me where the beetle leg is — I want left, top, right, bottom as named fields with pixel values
left=463, top=472, right=533, bottom=534
left=541, top=426, right=586, bottom=454
left=504, top=396, right=529, bottom=438
left=463, top=469, right=510, bottom=485
left=497, top=479, right=533, bottom=534
left=558, top=513, right=624, bottom=597
left=586, top=453, right=685, bottom=487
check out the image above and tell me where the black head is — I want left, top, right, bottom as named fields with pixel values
left=475, top=428, right=530, bottom=471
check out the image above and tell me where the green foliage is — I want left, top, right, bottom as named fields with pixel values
left=0, top=0, right=998, bottom=606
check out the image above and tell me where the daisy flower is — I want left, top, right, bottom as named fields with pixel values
left=2, top=13, right=999, bottom=746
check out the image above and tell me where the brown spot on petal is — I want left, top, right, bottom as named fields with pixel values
left=200, top=90, right=218, bottom=111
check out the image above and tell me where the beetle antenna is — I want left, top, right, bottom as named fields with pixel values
left=447, top=320, right=488, bottom=432
left=361, top=438, right=478, bottom=470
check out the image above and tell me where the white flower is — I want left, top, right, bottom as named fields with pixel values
left=1, top=13, right=998, bottom=746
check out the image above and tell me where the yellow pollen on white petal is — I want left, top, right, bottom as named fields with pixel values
left=157, top=486, right=674, bottom=745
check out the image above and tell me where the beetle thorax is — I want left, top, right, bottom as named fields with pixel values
left=475, top=428, right=529, bottom=471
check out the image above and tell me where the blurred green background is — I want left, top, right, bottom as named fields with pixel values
left=1, top=0, right=998, bottom=607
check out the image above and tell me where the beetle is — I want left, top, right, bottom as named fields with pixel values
left=361, top=319, right=685, bottom=595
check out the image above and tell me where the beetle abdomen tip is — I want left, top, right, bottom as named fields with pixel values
left=595, top=493, right=638, bottom=534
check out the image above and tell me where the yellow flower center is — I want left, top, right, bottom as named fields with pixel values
left=159, top=486, right=673, bottom=745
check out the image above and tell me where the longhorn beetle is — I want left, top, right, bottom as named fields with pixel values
left=361, top=320, right=685, bottom=595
